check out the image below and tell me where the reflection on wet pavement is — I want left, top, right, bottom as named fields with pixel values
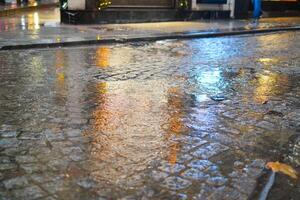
left=252, top=71, right=290, bottom=104
left=0, top=8, right=60, bottom=32
left=0, top=32, right=300, bottom=199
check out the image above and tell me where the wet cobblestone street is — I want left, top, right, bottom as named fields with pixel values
left=0, top=31, right=300, bottom=199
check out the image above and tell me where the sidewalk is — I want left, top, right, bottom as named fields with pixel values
left=0, top=7, right=300, bottom=50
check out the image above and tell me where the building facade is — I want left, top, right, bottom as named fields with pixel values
left=61, top=0, right=300, bottom=24
left=67, top=0, right=233, bottom=10
left=61, top=0, right=232, bottom=24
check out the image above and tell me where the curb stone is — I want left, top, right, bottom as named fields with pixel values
left=1, top=26, right=300, bottom=51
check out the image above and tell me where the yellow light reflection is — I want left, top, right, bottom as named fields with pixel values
left=33, top=12, right=40, bottom=29
left=27, top=12, right=40, bottom=30
left=168, top=143, right=180, bottom=165
left=165, top=86, right=187, bottom=164
left=29, top=56, right=44, bottom=83
left=55, top=50, right=65, bottom=68
left=258, top=57, right=280, bottom=69
left=27, top=14, right=34, bottom=30
left=56, top=73, right=65, bottom=85
left=28, top=0, right=38, bottom=6
left=166, top=87, right=187, bottom=134
left=253, top=72, right=290, bottom=104
left=92, top=82, right=113, bottom=132
left=83, top=81, right=124, bottom=162
left=82, top=76, right=192, bottom=186
left=54, top=50, right=67, bottom=101
left=259, top=58, right=277, bottom=63
left=96, top=47, right=110, bottom=68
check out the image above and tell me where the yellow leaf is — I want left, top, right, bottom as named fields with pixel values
left=266, top=161, right=298, bottom=179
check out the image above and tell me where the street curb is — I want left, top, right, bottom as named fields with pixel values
left=1, top=26, right=300, bottom=51
left=0, top=3, right=58, bottom=17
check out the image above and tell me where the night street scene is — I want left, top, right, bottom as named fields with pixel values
left=0, top=0, right=300, bottom=200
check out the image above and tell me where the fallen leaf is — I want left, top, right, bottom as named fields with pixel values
left=266, top=161, right=298, bottom=179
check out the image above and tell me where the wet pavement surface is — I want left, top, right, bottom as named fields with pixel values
left=0, top=8, right=300, bottom=49
left=0, top=31, right=300, bottom=199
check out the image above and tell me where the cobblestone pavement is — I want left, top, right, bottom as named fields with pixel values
left=0, top=8, right=300, bottom=49
left=0, top=31, right=300, bottom=199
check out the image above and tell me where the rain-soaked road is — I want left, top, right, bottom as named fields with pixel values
left=0, top=31, right=300, bottom=200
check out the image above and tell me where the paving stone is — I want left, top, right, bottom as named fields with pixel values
left=181, top=168, right=209, bottom=181
left=69, top=152, right=86, bottom=162
left=207, top=186, right=248, bottom=200
left=161, top=176, right=192, bottom=190
left=249, top=159, right=265, bottom=169
left=193, top=184, right=218, bottom=200
left=192, top=143, right=229, bottom=159
left=231, top=176, right=257, bottom=196
left=15, top=155, right=37, bottom=164
left=219, top=126, right=240, bottom=135
left=0, top=131, right=17, bottom=138
left=0, top=172, right=4, bottom=181
left=221, top=111, right=238, bottom=119
left=0, top=125, right=14, bottom=132
left=256, top=121, right=276, bottom=131
left=117, top=174, right=145, bottom=189
left=20, top=163, right=47, bottom=174
left=77, top=177, right=98, bottom=189
left=206, top=176, right=227, bottom=187
left=43, top=197, right=57, bottom=200
left=17, top=132, right=43, bottom=140
left=170, top=192, right=188, bottom=200
left=0, top=156, right=12, bottom=164
left=158, top=162, right=186, bottom=174
left=233, top=161, right=244, bottom=169
left=61, top=146, right=83, bottom=155
left=30, top=174, right=52, bottom=184
left=13, top=186, right=46, bottom=200
left=45, top=130, right=65, bottom=141
left=243, top=167, right=264, bottom=179
left=188, top=160, right=213, bottom=171
left=228, top=171, right=240, bottom=179
left=51, top=140, right=75, bottom=149
left=175, top=153, right=193, bottom=164
left=60, top=147, right=85, bottom=161
left=47, top=159, right=69, bottom=171
left=150, top=170, right=169, bottom=182
left=0, top=190, right=12, bottom=200
left=204, top=165, right=222, bottom=177
left=1, top=147, right=27, bottom=157
left=181, top=139, right=208, bottom=153
left=0, top=163, right=17, bottom=170
left=3, top=176, right=29, bottom=190
left=0, top=138, right=19, bottom=148
left=29, top=147, right=52, bottom=156
left=137, top=186, right=156, bottom=198
left=42, top=180, right=65, bottom=194
left=65, top=129, right=82, bottom=138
